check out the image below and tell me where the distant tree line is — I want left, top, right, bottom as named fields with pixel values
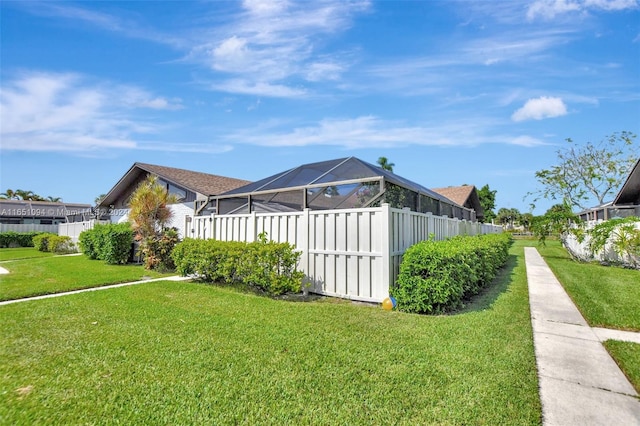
left=0, top=189, right=62, bottom=202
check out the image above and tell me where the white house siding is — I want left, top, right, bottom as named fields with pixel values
left=110, top=202, right=193, bottom=239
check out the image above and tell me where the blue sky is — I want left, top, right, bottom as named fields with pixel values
left=1, top=0, right=639, bottom=214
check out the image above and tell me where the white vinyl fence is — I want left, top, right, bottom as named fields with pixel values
left=0, top=223, right=59, bottom=234
left=187, top=204, right=501, bottom=303
left=563, top=220, right=640, bottom=268
left=58, top=220, right=110, bottom=243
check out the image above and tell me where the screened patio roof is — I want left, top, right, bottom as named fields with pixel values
left=197, top=156, right=478, bottom=221
left=222, top=157, right=453, bottom=203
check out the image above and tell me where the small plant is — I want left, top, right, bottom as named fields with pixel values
left=587, top=217, right=640, bottom=268
left=141, top=228, right=180, bottom=272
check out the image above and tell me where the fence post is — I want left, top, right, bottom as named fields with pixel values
left=249, top=211, right=257, bottom=242
left=209, top=213, right=216, bottom=240
left=381, top=203, right=391, bottom=299
left=300, top=209, right=310, bottom=293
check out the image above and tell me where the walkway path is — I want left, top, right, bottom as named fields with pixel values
left=0, top=275, right=191, bottom=306
left=524, top=247, right=640, bottom=425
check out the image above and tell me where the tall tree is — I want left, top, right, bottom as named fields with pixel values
left=94, top=194, right=107, bottom=206
left=128, top=176, right=178, bottom=270
left=477, top=184, right=497, bottom=223
left=528, top=131, right=637, bottom=211
left=377, top=156, right=395, bottom=172
left=496, top=207, right=521, bottom=228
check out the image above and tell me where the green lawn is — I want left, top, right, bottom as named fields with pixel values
left=0, top=247, right=56, bottom=261
left=604, top=340, right=640, bottom=393
left=0, top=241, right=541, bottom=425
left=535, top=240, right=640, bottom=331
left=0, top=255, right=172, bottom=301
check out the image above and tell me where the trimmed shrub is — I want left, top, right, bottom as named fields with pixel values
left=48, top=235, right=76, bottom=254
left=33, top=233, right=76, bottom=254
left=33, top=233, right=57, bottom=252
left=172, top=237, right=304, bottom=296
left=393, top=233, right=512, bottom=314
left=0, top=231, right=43, bottom=248
left=79, top=223, right=133, bottom=264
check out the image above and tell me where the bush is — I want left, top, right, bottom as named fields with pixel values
left=141, top=228, right=180, bottom=272
left=33, top=233, right=76, bottom=254
left=172, top=236, right=304, bottom=296
left=33, top=233, right=57, bottom=252
left=393, top=233, right=512, bottom=314
left=0, top=231, right=43, bottom=248
left=48, top=235, right=76, bottom=254
left=79, top=223, right=133, bottom=264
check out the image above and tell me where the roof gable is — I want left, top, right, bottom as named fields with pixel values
left=100, top=163, right=250, bottom=207
left=613, top=158, right=640, bottom=205
left=431, top=185, right=484, bottom=219
left=136, top=163, right=250, bottom=197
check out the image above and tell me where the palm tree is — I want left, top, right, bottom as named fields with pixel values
left=0, top=189, right=18, bottom=199
left=377, top=156, right=395, bottom=172
left=128, top=176, right=178, bottom=269
left=46, top=196, right=63, bottom=202
left=15, top=189, right=36, bottom=200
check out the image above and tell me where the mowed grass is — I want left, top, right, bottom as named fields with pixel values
left=0, top=255, right=172, bottom=301
left=603, top=341, right=640, bottom=393
left=0, top=247, right=56, bottom=261
left=0, top=241, right=541, bottom=425
left=535, top=240, right=640, bottom=331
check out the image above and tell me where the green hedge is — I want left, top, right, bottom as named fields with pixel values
left=393, top=233, right=512, bottom=314
left=78, top=223, right=133, bottom=264
left=0, top=231, right=43, bottom=248
left=32, top=233, right=75, bottom=254
left=172, top=237, right=304, bottom=296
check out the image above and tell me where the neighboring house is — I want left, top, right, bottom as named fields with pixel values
left=0, top=199, right=92, bottom=225
left=431, top=185, right=485, bottom=222
left=98, top=162, right=250, bottom=237
left=578, top=158, right=640, bottom=221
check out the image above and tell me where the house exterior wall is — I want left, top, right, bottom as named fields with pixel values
left=189, top=204, right=502, bottom=303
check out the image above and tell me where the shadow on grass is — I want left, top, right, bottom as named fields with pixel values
left=451, top=253, right=519, bottom=315
left=193, top=278, right=324, bottom=302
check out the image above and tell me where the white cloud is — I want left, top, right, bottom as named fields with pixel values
left=511, top=96, right=568, bottom=121
left=189, top=1, right=371, bottom=97
left=226, top=115, right=547, bottom=149
left=527, top=0, right=639, bottom=20
left=0, top=71, right=189, bottom=153
left=305, top=61, right=344, bottom=82
left=211, top=79, right=307, bottom=98
left=16, top=1, right=184, bottom=48
left=509, top=135, right=550, bottom=146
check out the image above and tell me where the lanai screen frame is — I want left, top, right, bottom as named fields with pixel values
left=202, top=157, right=476, bottom=221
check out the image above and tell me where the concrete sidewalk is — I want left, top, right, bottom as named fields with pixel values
left=0, top=275, right=192, bottom=306
left=524, top=247, right=640, bottom=426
